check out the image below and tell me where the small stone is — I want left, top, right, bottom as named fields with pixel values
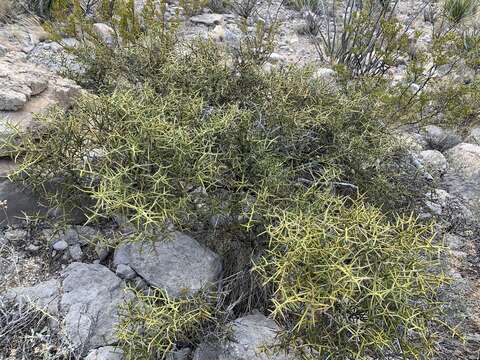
left=4, top=229, right=28, bottom=243
left=0, top=89, right=27, bottom=111
left=26, top=244, right=40, bottom=253
left=268, top=53, right=284, bottom=63
left=92, top=23, right=116, bottom=47
left=395, top=132, right=427, bottom=152
left=85, top=346, right=124, bottom=360
left=69, top=243, right=83, bottom=260
left=465, top=127, right=480, bottom=145
left=116, top=264, right=136, bottom=280
left=417, top=149, right=448, bottom=175
left=190, top=13, right=223, bottom=26
left=314, top=67, right=336, bottom=82
left=423, top=125, right=461, bottom=150
left=409, top=83, right=421, bottom=93
left=52, top=240, right=68, bottom=251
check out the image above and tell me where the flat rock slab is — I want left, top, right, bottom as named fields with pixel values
left=194, top=313, right=290, bottom=360
left=3, top=262, right=132, bottom=352
left=114, top=231, right=222, bottom=297
left=0, top=51, right=82, bottom=156
left=0, top=178, right=50, bottom=225
left=85, top=346, right=124, bottom=360
left=190, top=14, right=224, bottom=26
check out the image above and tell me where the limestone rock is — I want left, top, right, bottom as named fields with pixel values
left=85, top=346, right=124, bottom=360
left=92, top=23, right=116, bottom=47
left=444, top=143, right=480, bottom=204
left=466, top=127, right=480, bottom=145
left=53, top=240, right=69, bottom=251
left=114, top=232, right=222, bottom=297
left=395, top=131, right=427, bottom=152
left=4, top=279, right=61, bottom=315
left=3, top=262, right=135, bottom=352
left=190, top=14, right=224, bottom=26
left=60, top=262, right=132, bottom=349
left=194, top=313, right=289, bottom=360
left=0, top=179, right=49, bottom=225
left=0, top=52, right=82, bottom=156
left=417, top=149, right=448, bottom=175
left=423, top=125, right=461, bottom=151
left=314, top=67, right=336, bottom=82
left=116, top=264, right=137, bottom=280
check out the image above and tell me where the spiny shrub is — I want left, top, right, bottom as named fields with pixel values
left=9, top=57, right=428, bottom=230
left=8, top=2, right=457, bottom=358
left=254, top=190, right=449, bottom=359
left=117, top=289, right=219, bottom=360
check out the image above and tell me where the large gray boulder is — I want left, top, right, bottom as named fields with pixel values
left=114, top=232, right=222, bottom=297
left=444, top=143, right=480, bottom=204
left=3, top=263, right=132, bottom=353
left=423, top=125, right=462, bottom=151
left=194, top=313, right=290, bottom=360
left=61, top=262, right=132, bottom=348
left=416, top=149, right=448, bottom=175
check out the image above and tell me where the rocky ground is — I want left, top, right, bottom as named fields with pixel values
left=0, top=1, right=479, bottom=359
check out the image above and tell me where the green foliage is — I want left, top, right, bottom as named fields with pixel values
left=287, top=0, right=322, bottom=11
left=254, top=191, right=449, bottom=359
left=443, top=0, right=478, bottom=24
left=308, top=0, right=412, bottom=76
left=230, top=0, right=260, bottom=18
left=9, top=2, right=462, bottom=358
left=9, top=52, right=428, bottom=230
left=117, top=289, right=218, bottom=360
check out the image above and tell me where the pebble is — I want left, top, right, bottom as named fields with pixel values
left=69, top=244, right=83, bottom=260
left=116, top=264, right=137, bottom=280
left=53, top=240, right=68, bottom=251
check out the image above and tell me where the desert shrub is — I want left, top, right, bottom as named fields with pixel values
left=9, top=55, right=428, bottom=230
left=302, top=0, right=412, bottom=76
left=254, top=190, right=449, bottom=359
left=117, top=288, right=220, bottom=360
left=230, top=0, right=260, bottom=18
left=7, top=1, right=459, bottom=358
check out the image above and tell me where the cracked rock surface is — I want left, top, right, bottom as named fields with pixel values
left=194, top=313, right=290, bottom=360
left=3, top=262, right=132, bottom=352
left=114, top=231, right=223, bottom=297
